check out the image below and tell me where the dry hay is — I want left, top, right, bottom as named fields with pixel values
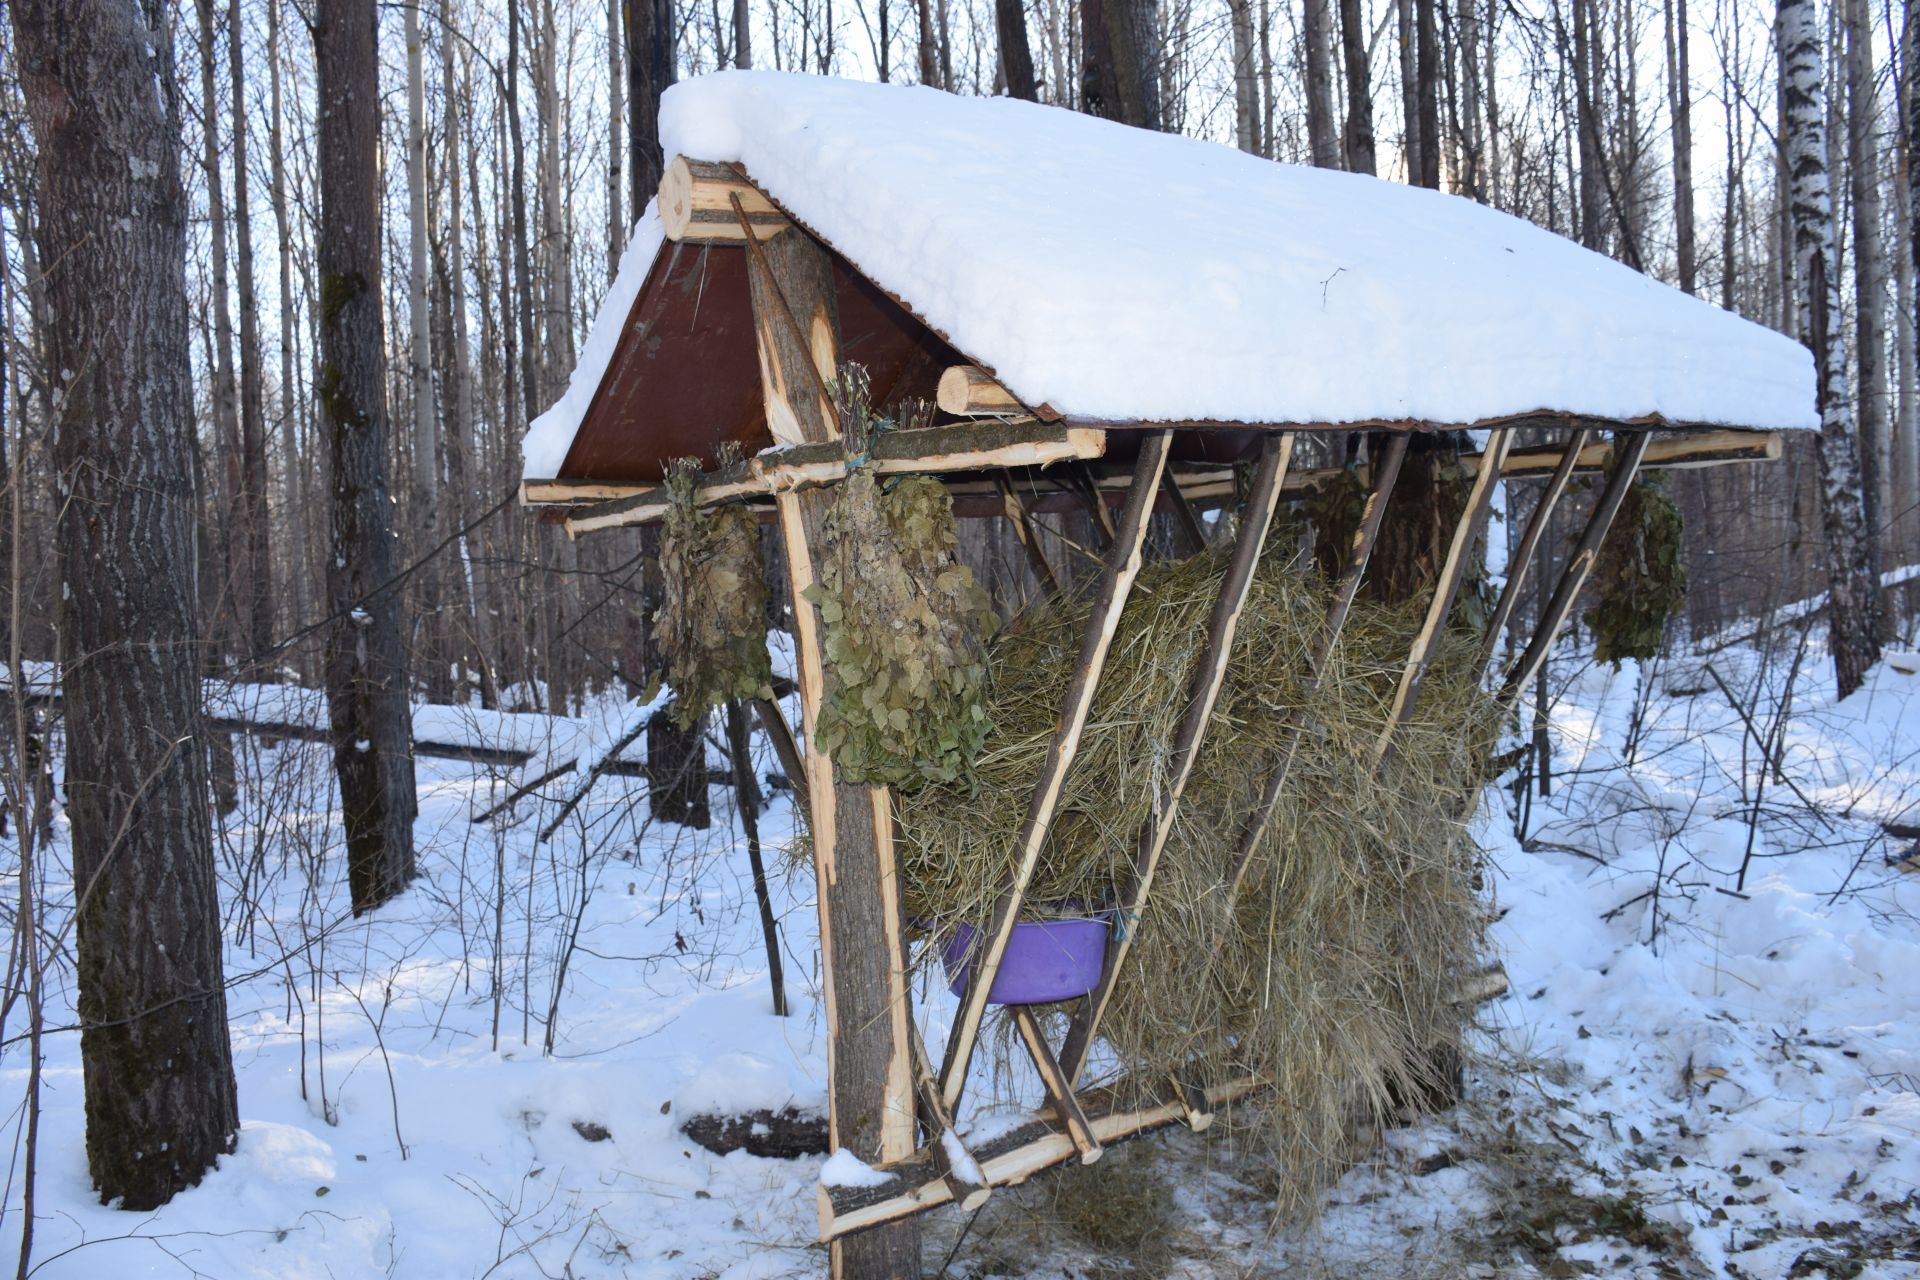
left=895, top=525, right=1502, bottom=1215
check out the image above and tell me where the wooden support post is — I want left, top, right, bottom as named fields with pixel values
left=936, top=364, right=1025, bottom=416
left=936, top=431, right=1173, bottom=1115
left=745, top=221, right=920, bottom=1277
left=1059, top=432, right=1296, bottom=1086
left=1164, top=467, right=1209, bottom=555
left=751, top=695, right=811, bottom=825
left=1500, top=431, right=1653, bottom=703
left=727, top=702, right=788, bottom=1017
left=1012, top=1007, right=1103, bottom=1163
left=1220, top=432, right=1410, bottom=903
left=1473, top=427, right=1590, bottom=680
left=1373, top=427, right=1516, bottom=766
left=994, top=473, right=1062, bottom=598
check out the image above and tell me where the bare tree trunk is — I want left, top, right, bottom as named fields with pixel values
left=1229, top=0, right=1261, bottom=152
left=1338, top=0, right=1374, bottom=172
left=1398, top=0, right=1422, bottom=181
left=997, top=0, right=1038, bottom=100
left=1846, top=0, right=1891, bottom=580
left=1304, top=0, right=1341, bottom=167
left=316, top=0, right=420, bottom=912
left=194, top=0, right=241, bottom=655
left=1414, top=0, right=1440, bottom=187
left=267, top=0, right=307, bottom=642
left=1664, top=0, right=1697, bottom=292
left=918, top=0, right=939, bottom=83
left=735, top=0, right=753, bottom=66
left=228, top=0, right=274, bottom=659
left=1570, top=0, right=1603, bottom=246
left=609, top=0, right=626, bottom=262
left=406, top=0, right=449, bottom=702
left=12, top=0, right=240, bottom=1208
left=627, top=0, right=674, bottom=219
left=1081, top=0, right=1160, bottom=128
left=1781, top=0, right=1884, bottom=695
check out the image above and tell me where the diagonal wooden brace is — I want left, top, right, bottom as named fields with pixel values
left=1500, top=430, right=1654, bottom=704
left=1058, top=432, right=1297, bottom=1087
left=1473, top=427, right=1591, bottom=681
left=936, top=431, right=1173, bottom=1114
left=1012, top=1007, right=1103, bottom=1164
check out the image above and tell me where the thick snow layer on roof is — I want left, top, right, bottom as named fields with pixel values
left=525, top=72, right=1815, bottom=478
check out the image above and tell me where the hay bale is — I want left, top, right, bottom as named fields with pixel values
left=895, top=531, right=1500, bottom=1214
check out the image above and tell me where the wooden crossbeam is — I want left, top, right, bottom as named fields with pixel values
left=660, top=156, right=788, bottom=242
left=1473, top=427, right=1591, bottom=680
left=936, top=431, right=1173, bottom=1115
left=1059, top=431, right=1296, bottom=1086
left=560, top=420, right=1108, bottom=537
left=1373, top=427, right=1516, bottom=767
left=817, top=1074, right=1262, bottom=1241
left=1500, top=430, right=1654, bottom=703
left=1219, top=432, right=1411, bottom=902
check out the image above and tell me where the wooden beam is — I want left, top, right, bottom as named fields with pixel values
left=1473, top=427, right=1591, bottom=680
left=563, top=420, right=1108, bottom=536
left=817, top=1075, right=1262, bottom=1241
left=936, top=431, right=1173, bottom=1115
left=1012, top=1007, right=1102, bottom=1164
left=1373, top=427, right=1516, bottom=767
left=907, top=1021, right=991, bottom=1211
left=937, top=364, right=1025, bottom=417
left=1500, top=430, right=1654, bottom=703
left=659, top=155, right=788, bottom=242
left=1060, top=432, right=1295, bottom=1086
left=994, top=473, right=1061, bottom=598
left=1220, top=432, right=1410, bottom=902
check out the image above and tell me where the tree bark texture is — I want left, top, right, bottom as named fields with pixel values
left=626, top=0, right=675, bottom=210
left=1664, top=0, right=1696, bottom=292
left=1845, top=0, right=1890, bottom=576
left=1340, top=0, right=1375, bottom=172
left=1081, top=0, right=1161, bottom=129
left=12, top=0, right=240, bottom=1209
left=1780, top=0, right=1883, bottom=696
left=1304, top=0, right=1341, bottom=167
left=316, top=0, right=420, bottom=913
left=997, top=0, right=1038, bottom=101
left=227, top=0, right=274, bottom=658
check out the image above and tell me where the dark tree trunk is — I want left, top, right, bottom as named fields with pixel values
left=626, top=0, right=675, bottom=209
left=1665, top=0, right=1696, bottom=293
left=315, top=0, right=419, bottom=913
left=1415, top=0, right=1441, bottom=187
left=1340, top=0, right=1377, bottom=174
left=996, top=0, right=1038, bottom=100
left=12, top=0, right=240, bottom=1208
left=1081, top=0, right=1161, bottom=129
left=230, top=0, right=274, bottom=660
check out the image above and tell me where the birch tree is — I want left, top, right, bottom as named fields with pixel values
left=10, top=0, right=240, bottom=1208
left=1779, top=0, right=1883, bottom=695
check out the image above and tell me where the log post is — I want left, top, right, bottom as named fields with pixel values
left=1059, top=431, right=1295, bottom=1085
left=936, top=431, right=1173, bottom=1114
left=745, top=222, right=921, bottom=1278
left=1012, top=1007, right=1103, bottom=1162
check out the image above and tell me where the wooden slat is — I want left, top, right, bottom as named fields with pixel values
left=937, top=364, right=1025, bottom=416
left=908, top=1021, right=991, bottom=1211
left=817, top=1075, right=1262, bottom=1241
left=1373, top=427, right=1516, bottom=766
left=562, top=421, right=1109, bottom=536
left=1500, top=430, right=1654, bottom=702
left=1473, top=427, right=1591, bottom=680
left=1059, top=432, right=1295, bottom=1085
left=936, top=431, right=1173, bottom=1115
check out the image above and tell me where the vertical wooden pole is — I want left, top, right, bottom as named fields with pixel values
left=993, top=472, right=1062, bottom=598
left=746, top=224, right=920, bottom=1278
left=1059, top=432, right=1295, bottom=1085
left=937, top=431, right=1173, bottom=1114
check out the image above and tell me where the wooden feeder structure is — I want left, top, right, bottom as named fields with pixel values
left=521, top=74, right=1813, bottom=1266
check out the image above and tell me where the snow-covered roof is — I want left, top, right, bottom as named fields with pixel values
left=524, top=71, right=1815, bottom=482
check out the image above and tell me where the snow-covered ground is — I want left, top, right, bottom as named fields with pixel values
left=3, top=629, right=1918, bottom=1278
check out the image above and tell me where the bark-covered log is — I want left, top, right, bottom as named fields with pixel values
left=316, top=0, right=419, bottom=914
left=683, top=1107, right=829, bottom=1158
left=13, top=0, right=240, bottom=1207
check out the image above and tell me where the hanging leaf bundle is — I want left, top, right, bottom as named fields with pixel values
left=1583, top=474, right=1687, bottom=666
left=654, top=451, right=774, bottom=726
left=804, top=374, right=997, bottom=789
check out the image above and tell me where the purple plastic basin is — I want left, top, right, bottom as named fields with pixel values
left=941, top=915, right=1110, bottom=1005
